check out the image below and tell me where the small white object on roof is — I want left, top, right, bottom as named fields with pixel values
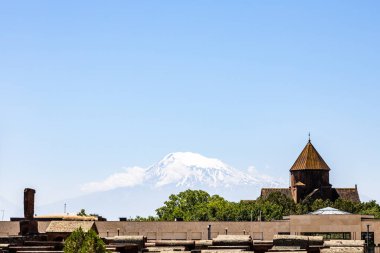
left=310, top=207, right=351, bottom=215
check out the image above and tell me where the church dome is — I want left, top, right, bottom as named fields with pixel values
left=290, top=140, right=330, bottom=171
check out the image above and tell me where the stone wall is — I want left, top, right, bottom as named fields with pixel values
left=290, top=214, right=363, bottom=242
left=0, top=221, right=20, bottom=236
left=4, top=214, right=380, bottom=245
left=94, top=221, right=290, bottom=240
left=360, top=219, right=380, bottom=245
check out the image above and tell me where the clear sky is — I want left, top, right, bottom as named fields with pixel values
left=1, top=1, right=380, bottom=210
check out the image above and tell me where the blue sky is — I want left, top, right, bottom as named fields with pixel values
left=1, top=1, right=380, bottom=211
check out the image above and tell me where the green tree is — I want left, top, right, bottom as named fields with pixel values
left=128, top=216, right=160, bottom=221
left=207, top=195, right=234, bottom=221
left=311, top=199, right=328, bottom=211
left=153, top=189, right=380, bottom=221
left=332, top=198, right=359, bottom=213
left=295, top=203, right=308, bottom=215
left=77, top=209, right=88, bottom=217
left=235, top=201, right=256, bottom=221
left=81, top=229, right=108, bottom=253
left=258, top=192, right=297, bottom=220
left=64, top=228, right=108, bottom=253
left=64, top=227, right=86, bottom=253
left=358, top=200, right=380, bottom=218
left=156, top=189, right=212, bottom=221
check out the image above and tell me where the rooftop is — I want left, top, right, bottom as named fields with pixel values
left=46, top=221, right=96, bottom=233
left=309, top=207, right=351, bottom=215
left=290, top=140, right=330, bottom=171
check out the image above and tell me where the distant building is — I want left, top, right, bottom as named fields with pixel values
left=45, top=220, right=97, bottom=241
left=261, top=139, right=360, bottom=203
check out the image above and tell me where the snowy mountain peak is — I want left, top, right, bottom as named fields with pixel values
left=145, top=152, right=271, bottom=188
left=156, top=152, right=229, bottom=171
left=82, top=151, right=283, bottom=193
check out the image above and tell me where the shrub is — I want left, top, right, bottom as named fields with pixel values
left=64, top=227, right=108, bottom=253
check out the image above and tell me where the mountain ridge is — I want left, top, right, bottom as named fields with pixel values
left=83, top=152, right=282, bottom=192
left=39, top=152, right=284, bottom=220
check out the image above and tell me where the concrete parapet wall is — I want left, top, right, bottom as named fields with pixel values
left=94, top=221, right=289, bottom=241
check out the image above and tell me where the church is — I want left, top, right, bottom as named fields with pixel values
left=260, top=138, right=360, bottom=203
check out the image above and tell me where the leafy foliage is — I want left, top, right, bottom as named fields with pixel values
left=64, top=227, right=86, bottom=253
left=64, top=227, right=108, bottom=253
left=127, top=216, right=160, bottom=221
left=77, top=209, right=88, bottom=217
left=156, top=189, right=213, bottom=221
left=128, top=189, right=380, bottom=221
left=77, top=209, right=101, bottom=219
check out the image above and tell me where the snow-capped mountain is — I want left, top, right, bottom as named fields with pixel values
left=38, top=152, right=284, bottom=220
left=82, top=152, right=282, bottom=193
left=145, top=152, right=275, bottom=188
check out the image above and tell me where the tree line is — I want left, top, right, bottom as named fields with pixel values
left=129, top=189, right=380, bottom=221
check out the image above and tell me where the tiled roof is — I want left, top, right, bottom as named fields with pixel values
left=290, top=141, right=330, bottom=171
left=334, top=188, right=360, bottom=203
left=46, top=221, right=96, bottom=233
left=260, top=188, right=292, bottom=199
left=36, top=214, right=97, bottom=221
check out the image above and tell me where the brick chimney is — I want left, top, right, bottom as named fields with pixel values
left=19, top=188, right=38, bottom=235
left=24, top=188, right=35, bottom=220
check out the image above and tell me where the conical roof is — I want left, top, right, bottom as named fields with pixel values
left=290, top=140, right=330, bottom=171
